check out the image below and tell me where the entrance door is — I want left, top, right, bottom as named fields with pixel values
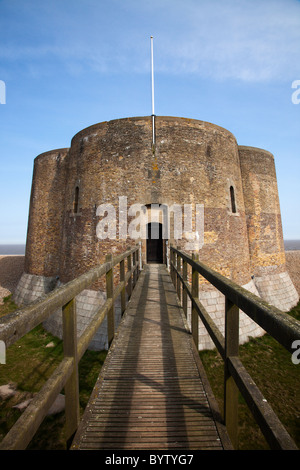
left=146, top=222, right=163, bottom=263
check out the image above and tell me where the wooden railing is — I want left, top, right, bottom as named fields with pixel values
left=170, top=245, right=300, bottom=450
left=0, top=246, right=140, bottom=450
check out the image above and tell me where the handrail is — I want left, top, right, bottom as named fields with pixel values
left=0, top=245, right=140, bottom=450
left=170, top=245, right=300, bottom=450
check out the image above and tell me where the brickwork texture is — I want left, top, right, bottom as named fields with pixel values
left=14, top=116, right=299, bottom=350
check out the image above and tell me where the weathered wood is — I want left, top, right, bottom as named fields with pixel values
left=171, top=246, right=300, bottom=355
left=191, top=253, right=199, bottom=350
left=77, top=299, right=112, bottom=361
left=120, top=258, right=126, bottom=315
left=0, top=357, right=74, bottom=450
left=224, top=298, right=239, bottom=449
left=182, top=259, right=187, bottom=317
left=0, top=246, right=139, bottom=450
left=106, top=254, right=115, bottom=347
left=177, top=249, right=182, bottom=302
left=228, top=356, right=298, bottom=450
left=71, top=264, right=229, bottom=450
left=0, top=246, right=138, bottom=348
left=62, top=298, right=80, bottom=447
left=193, top=297, right=225, bottom=359
left=170, top=245, right=299, bottom=451
left=127, top=252, right=132, bottom=299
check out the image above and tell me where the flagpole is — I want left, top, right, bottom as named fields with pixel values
left=150, top=36, right=155, bottom=148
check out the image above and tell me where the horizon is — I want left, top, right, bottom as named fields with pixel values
left=1, top=238, right=300, bottom=257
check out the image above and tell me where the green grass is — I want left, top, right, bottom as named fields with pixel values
left=199, top=301, right=300, bottom=450
left=0, top=295, right=107, bottom=450
left=1, top=295, right=299, bottom=450
left=0, top=295, right=18, bottom=318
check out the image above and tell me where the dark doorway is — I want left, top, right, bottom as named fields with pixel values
left=146, top=222, right=163, bottom=263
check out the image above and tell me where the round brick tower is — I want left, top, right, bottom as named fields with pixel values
left=58, top=117, right=252, bottom=284
left=239, top=145, right=299, bottom=311
left=14, top=116, right=299, bottom=350
left=24, top=148, right=68, bottom=278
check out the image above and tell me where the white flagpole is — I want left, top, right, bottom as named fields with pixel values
left=151, top=36, right=155, bottom=116
left=151, top=36, right=155, bottom=147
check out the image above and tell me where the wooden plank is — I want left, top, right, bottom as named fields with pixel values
left=224, top=298, right=239, bottom=449
left=71, top=264, right=231, bottom=450
left=62, top=298, right=80, bottom=447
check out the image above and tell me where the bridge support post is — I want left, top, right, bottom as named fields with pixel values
left=62, top=298, right=80, bottom=448
left=224, top=298, right=239, bottom=449
left=192, top=253, right=199, bottom=349
left=132, top=250, right=137, bottom=288
left=170, top=248, right=173, bottom=282
left=127, top=251, right=132, bottom=299
left=120, top=258, right=126, bottom=316
left=176, top=248, right=182, bottom=303
left=136, top=243, right=140, bottom=278
left=172, top=249, right=177, bottom=291
left=182, top=258, right=188, bottom=317
left=106, top=254, right=115, bottom=347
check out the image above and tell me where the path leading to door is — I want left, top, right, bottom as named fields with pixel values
left=71, top=264, right=231, bottom=450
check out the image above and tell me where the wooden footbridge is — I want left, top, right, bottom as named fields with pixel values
left=71, top=264, right=229, bottom=450
left=0, top=246, right=299, bottom=450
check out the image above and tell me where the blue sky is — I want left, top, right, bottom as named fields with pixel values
left=0, top=0, right=299, bottom=243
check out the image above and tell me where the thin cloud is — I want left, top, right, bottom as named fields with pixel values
left=154, top=0, right=300, bottom=81
left=0, top=0, right=299, bottom=82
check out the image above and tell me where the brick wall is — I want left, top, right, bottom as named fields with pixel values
left=25, top=148, right=69, bottom=278
left=49, top=116, right=252, bottom=289
left=15, top=116, right=298, bottom=350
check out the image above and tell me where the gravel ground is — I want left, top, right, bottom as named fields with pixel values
left=0, top=252, right=299, bottom=304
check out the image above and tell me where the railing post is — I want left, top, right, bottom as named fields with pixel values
left=127, top=251, right=132, bottom=299
left=170, top=246, right=173, bottom=283
left=135, top=246, right=139, bottom=280
left=191, top=252, right=199, bottom=349
left=224, top=297, right=240, bottom=449
left=106, top=254, right=115, bottom=347
left=62, top=298, right=80, bottom=448
left=173, top=248, right=177, bottom=291
left=166, top=240, right=169, bottom=270
left=176, top=248, right=182, bottom=304
left=172, top=247, right=176, bottom=287
left=182, top=257, right=188, bottom=318
left=139, top=241, right=142, bottom=272
left=132, top=250, right=136, bottom=287
left=120, top=257, right=126, bottom=316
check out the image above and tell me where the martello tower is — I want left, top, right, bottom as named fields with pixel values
left=14, top=115, right=299, bottom=350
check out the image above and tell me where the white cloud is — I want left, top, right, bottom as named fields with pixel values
left=153, top=0, right=300, bottom=81
left=1, top=0, right=300, bottom=82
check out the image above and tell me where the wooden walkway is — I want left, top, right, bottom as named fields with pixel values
left=71, top=264, right=231, bottom=450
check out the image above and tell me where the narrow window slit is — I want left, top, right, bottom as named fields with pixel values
left=74, top=186, right=80, bottom=213
left=230, top=186, right=236, bottom=213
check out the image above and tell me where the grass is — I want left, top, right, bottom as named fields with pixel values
left=199, top=301, right=300, bottom=450
left=0, top=295, right=107, bottom=450
left=0, top=295, right=299, bottom=450
left=0, top=295, right=18, bottom=318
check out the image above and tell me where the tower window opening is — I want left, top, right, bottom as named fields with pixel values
left=74, top=186, right=80, bottom=213
left=230, top=186, right=236, bottom=213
